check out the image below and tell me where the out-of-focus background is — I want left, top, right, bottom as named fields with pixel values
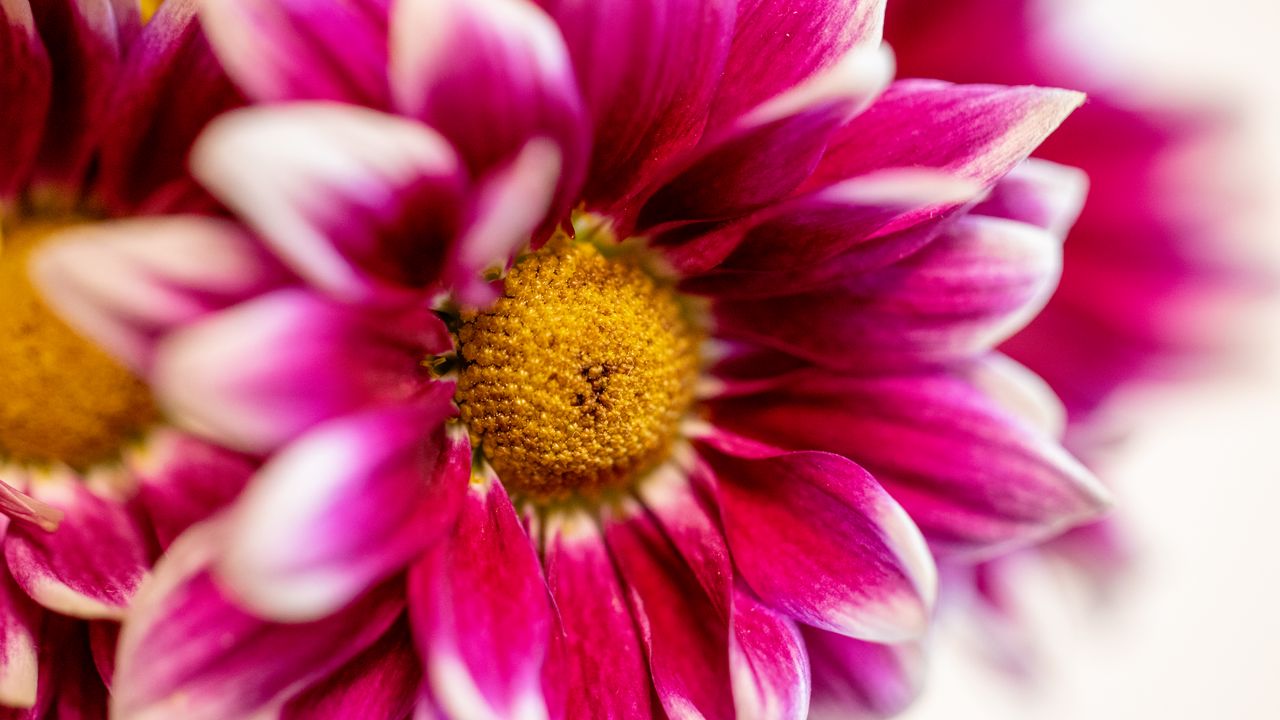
left=906, top=0, right=1280, bottom=718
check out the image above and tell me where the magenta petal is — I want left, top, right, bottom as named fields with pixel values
left=217, top=396, right=466, bottom=621
left=709, top=360, right=1109, bottom=557
left=128, top=430, right=257, bottom=549
left=668, top=168, right=981, bottom=282
left=197, top=0, right=391, bottom=106
left=971, top=157, right=1089, bottom=235
left=698, top=439, right=936, bottom=642
left=605, top=500, right=735, bottom=720
left=712, top=212, right=1064, bottom=370
left=730, top=584, right=811, bottom=720
left=392, top=0, right=588, bottom=220
left=0, top=559, right=41, bottom=709
left=409, top=478, right=552, bottom=720
left=192, top=103, right=466, bottom=302
left=542, top=511, right=653, bottom=719
left=282, top=620, right=420, bottom=720
left=535, top=0, right=736, bottom=214
left=805, top=631, right=924, bottom=719
left=5, top=475, right=148, bottom=621
left=0, top=0, right=51, bottom=198
left=29, top=0, right=133, bottom=187
left=709, top=0, right=884, bottom=127
left=32, top=216, right=291, bottom=374
left=153, top=289, right=448, bottom=454
left=639, top=46, right=893, bottom=229
left=806, top=79, right=1084, bottom=191
left=92, top=0, right=243, bottom=213
left=112, top=522, right=404, bottom=720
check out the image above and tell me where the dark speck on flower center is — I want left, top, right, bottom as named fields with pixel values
left=454, top=233, right=700, bottom=502
left=0, top=215, right=159, bottom=470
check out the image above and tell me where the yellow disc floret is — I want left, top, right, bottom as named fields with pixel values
left=0, top=217, right=158, bottom=469
left=456, top=236, right=699, bottom=501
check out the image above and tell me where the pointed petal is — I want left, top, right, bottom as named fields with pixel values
left=197, top=0, right=391, bottom=106
left=92, top=0, right=244, bottom=213
left=806, top=80, right=1085, bottom=190
left=32, top=216, right=291, bottom=374
left=730, top=584, right=810, bottom=720
left=4, top=474, right=148, bottom=620
left=218, top=397, right=466, bottom=621
left=666, top=168, right=982, bottom=282
left=0, top=0, right=52, bottom=197
left=112, top=522, right=404, bottom=720
left=605, top=499, right=736, bottom=720
left=805, top=631, right=925, bottom=719
left=0, top=559, right=41, bottom=709
left=535, top=0, right=736, bottom=213
left=709, top=0, right=884, bottom=127
left=697, top=438, right=936, bottom=642
left=281, top=620, right=420, bottom=720
left=152, top=288, right=448, bottom=454
left=638, top=45, right=893, bottom=229
left=392, top=0, right=588, bottom=219
left=128, top=430, right=257, bottom=549
left=542, top=511, right=653, bottom=719
left=409, top=478, right=552, bottom=720
left=711, top=213, right=1064, bottom=370
left=708, top=360, right=1110, bottom=556
left=191, top=103, right=466, bottom=302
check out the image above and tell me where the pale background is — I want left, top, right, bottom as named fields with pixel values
left=906, top=0, right=1280, bottom=718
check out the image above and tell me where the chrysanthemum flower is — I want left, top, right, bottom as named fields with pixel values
left=38, top=1, right=1109, bottom=717
left=0, top=1, right=246, bottom=713
left=798, top=1, right=1261, bottom=714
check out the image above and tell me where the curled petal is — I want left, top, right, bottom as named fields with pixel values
left=712, top=213, right=1064, bottom=369
left=0, top=559, right=41, bottom=709
left=708, top=360, right=1109, bottom=557
left=971, top=157, right=1089, bottom=236
left=696, top=437, right=936, bottom=642
left=33, top=216, right=291, bottom=375
left=409, top=478, right=552, bottom=720
left=112, top=521, right=404, bottom=720
left=805, top=631, right=925, bottom=719
left=217, top=396, right=466, bottom=621
left=5, top=473, right=149, bottom=621
left=152, top=289, right=447, bottom=454
left=730, top=584, right=811, bottom=720
left=392, top=0, right=588, bottom=220
left=192, top=103, right=467, bottom=302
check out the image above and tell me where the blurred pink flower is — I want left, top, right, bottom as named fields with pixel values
left=38, top=0, right=1109, bottom=717
left=0, top=1, right=249, bottom=714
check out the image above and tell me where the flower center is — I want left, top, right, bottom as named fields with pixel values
left=0, top=216, right=159, bottom=469
left=455, top=235, right=699, bottom=501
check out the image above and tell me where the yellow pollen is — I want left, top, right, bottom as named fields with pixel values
left=0, top=216, right=159, bottom=469
left=455, top=237, right=700, bottom=501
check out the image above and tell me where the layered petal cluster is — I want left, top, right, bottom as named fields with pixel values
left=0, top=1, right=249, bottom=714
left=35, top=0, right=1111, bottom=718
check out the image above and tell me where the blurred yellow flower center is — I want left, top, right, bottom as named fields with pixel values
left=456, top=236, right=699, bottom=501
left=0, top=217, right=158, bottom=469
left=140, top=0, right=162, bottom=23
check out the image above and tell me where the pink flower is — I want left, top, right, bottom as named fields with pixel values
left=38, top=1, right=1109, bottom=717
left=0, top=1, right=249, bottom=713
